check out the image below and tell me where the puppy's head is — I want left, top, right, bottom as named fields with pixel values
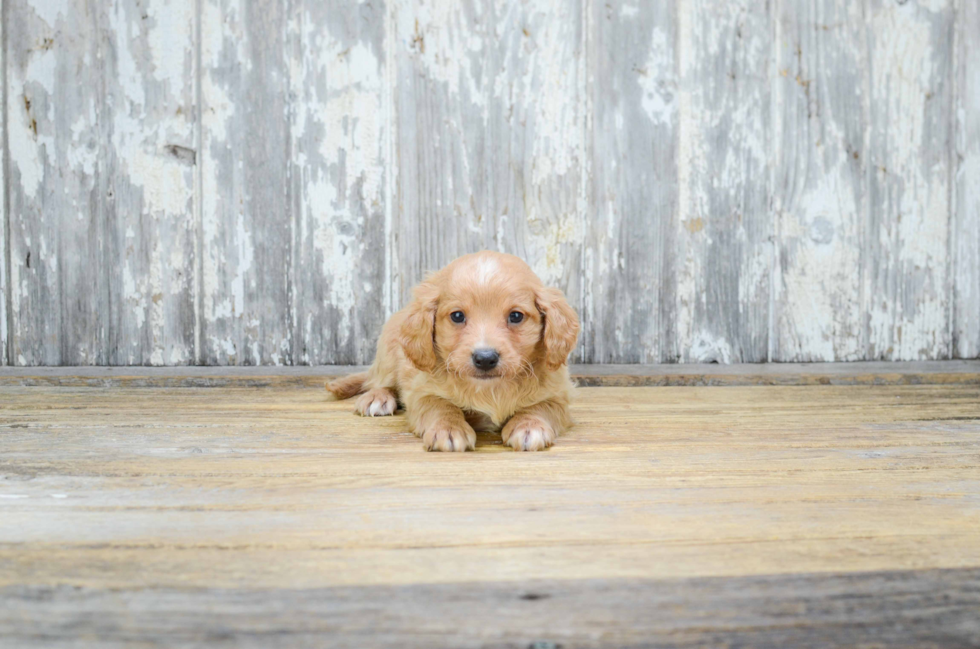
left=399, top=252, right=579, bottom=383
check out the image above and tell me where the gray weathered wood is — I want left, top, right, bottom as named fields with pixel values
left=1, top=0, right=977, bottom=365
left=3, top=569, right=979, bottom=648
left=6, top=0, right=108, bottom=365
left=200, top=0, right=293, bottom=365
left=5, top=1, right=196, bottom=366
left=865, top=0, right=953, bottom=360
left=775, top=0, right=959, bottom=363
left=954, top=0, right=979, bottom=359
left=485, top=0, right=589, bottom=340
left=200, top=0, right=388, bottom=366
left=104, top=0, right=198, bottom=365
left=1, top=360, right=979, bottom=388
left=585, top=0, right=676, bottom=363
left=390, top=0, right=492, bottom=301
left=391, top=0, right=589, bottom=360
left=286, top=0, right=389, bottom=365
left=674, top=0, right=772, bottom=363
left=1, top=0, right=6, bottom=367
left=771, top=0, right=868, bottom=362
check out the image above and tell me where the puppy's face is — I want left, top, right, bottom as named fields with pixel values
left=399, top=253, right=579, bottom=384
left=435, top=281, right=541, bottom=382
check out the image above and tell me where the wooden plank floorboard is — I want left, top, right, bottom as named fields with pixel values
left=2, top=569, right=979, bottom=648
left=1, top=383, right=979, bottom=646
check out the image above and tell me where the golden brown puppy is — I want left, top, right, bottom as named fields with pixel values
left=326, top=251, right=580, bottom=452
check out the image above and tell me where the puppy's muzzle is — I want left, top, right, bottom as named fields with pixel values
left=471, top=348, right=500, bottom=372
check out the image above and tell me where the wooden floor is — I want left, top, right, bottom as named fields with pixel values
left=1, top=375, right=979, bottom=647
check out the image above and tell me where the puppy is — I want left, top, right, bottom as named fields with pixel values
left=326, top=251, right=580, bottom=452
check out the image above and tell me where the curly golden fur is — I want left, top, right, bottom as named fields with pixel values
left=326, top=251, right=580, bottom=452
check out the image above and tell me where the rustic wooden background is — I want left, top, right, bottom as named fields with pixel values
left=0, top=0, right=977, bottom=366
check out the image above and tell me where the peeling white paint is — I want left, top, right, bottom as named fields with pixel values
left=0, top=8, right=5, bottom=364
left=688, top=331, right=734, bottom=364
left=200, top=0, right=241, bottom=341
left=779, top=171, right=863, bottom=362
left=402, top=1, right=486, bottom=107
left=145, top=0, right=195, bottom=87
left=26, top=0, right=65, bottom=28
left=867, top=1, right=951, bottom=359
left=231, top=215, right=254, bottom=319
left=201, top=1, right=238, bottom=144
left=638, top=27, right=675, bottom=127
left=3, top=0, right=970, bottom=366
left=675, top=0, right=772, bottom=363
left=8, top=61, right=55, bottom=201
left=293, top=9, right=386, bottom=345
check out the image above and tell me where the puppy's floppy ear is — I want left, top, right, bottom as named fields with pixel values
left=399, top=282, right=440, bottom=372
left=535, top=286, right=580, bottom=370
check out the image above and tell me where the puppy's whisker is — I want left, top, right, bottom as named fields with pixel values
left=445, top=358, right=463, bottom=382
left=519, top=358, right=537, bottom=381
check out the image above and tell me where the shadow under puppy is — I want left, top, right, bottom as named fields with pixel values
left=327, top=251, right=580, bottom=452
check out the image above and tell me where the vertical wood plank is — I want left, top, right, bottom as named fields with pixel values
left=5, top=0, right=197, bottom=366
left=392, top=0, right=589, bottom=351
left=286, top=0, right=388, bottom=365
left=488, top=0, right=589, bottom=360
left=585, top=0, right=676, bottom=363
left=953, top=0, right=980, bottom=359
left=1, top=0, right=7, bottom=366
left=6, top=0, right=107, bottom=365
left=865, top=0, right=953, bottom=360
left=103, top=0, right=197, bottom=365
left=200, top=0, right=292, bottom=365
left=0, top=0, right=971, bottom=366
left=771, top=0, right=868, bottom=361
left=675, top=0, right=772, bottom=363
left=391, top=0, right=493, bottom=303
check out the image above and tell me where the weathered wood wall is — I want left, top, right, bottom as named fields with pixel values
left=1, top=0, right=977, bottom=366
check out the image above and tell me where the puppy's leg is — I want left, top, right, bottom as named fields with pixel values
left=501, top=398, right=572, bottom=452
left=407, top=395, right=476, bottom=452
left=346, top=315, right=402, bottom=415
left=355, top=388, right=398, bottom=416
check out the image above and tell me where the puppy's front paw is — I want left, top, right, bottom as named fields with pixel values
left=502, top=415, right=556, bottom=452
left=355, top=389, right=398, bottom=416
left=420, top=421, right=476, bottom=452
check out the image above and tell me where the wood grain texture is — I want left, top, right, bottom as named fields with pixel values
left=391, top=0, right=490, bottom=297
left=5, top=1, right=197, bottom=366
left=0, top=383, right=979, bottom=644
left=105, top=0, right=198, bottom=366
left=0, top=0, right=978, bottom=366
left=1, top=0, right=6, bottom=368
left=675, top=0, right=772, bottom=363
left=772, top=0, right=868, bottom=362
left=3, top=360, right=979, bottom=388
left=392, top=0, right=588, bottom=353
left=954, top=0, right=980, bottom=359
left=200, top=0, right=292, bottom=365
left=6, top=0, right=107, bottom=365
left=3, top=570, right=980, bottom=648
left=865, top=0, right=953, bottom=360
left=485, top=0, right=588, bottom=327
left=286, top=0, right=389, bottom=365
left=585, top=0, right=676, bottom=363
left=200, top=0, right=389, bottom=366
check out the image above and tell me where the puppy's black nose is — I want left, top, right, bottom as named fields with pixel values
left=472, top=348, right=500, bottom=371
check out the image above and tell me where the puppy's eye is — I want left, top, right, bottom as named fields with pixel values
left=508, top=311, right=524, bottom=324
left=450, top=311, right=466, bottom=324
